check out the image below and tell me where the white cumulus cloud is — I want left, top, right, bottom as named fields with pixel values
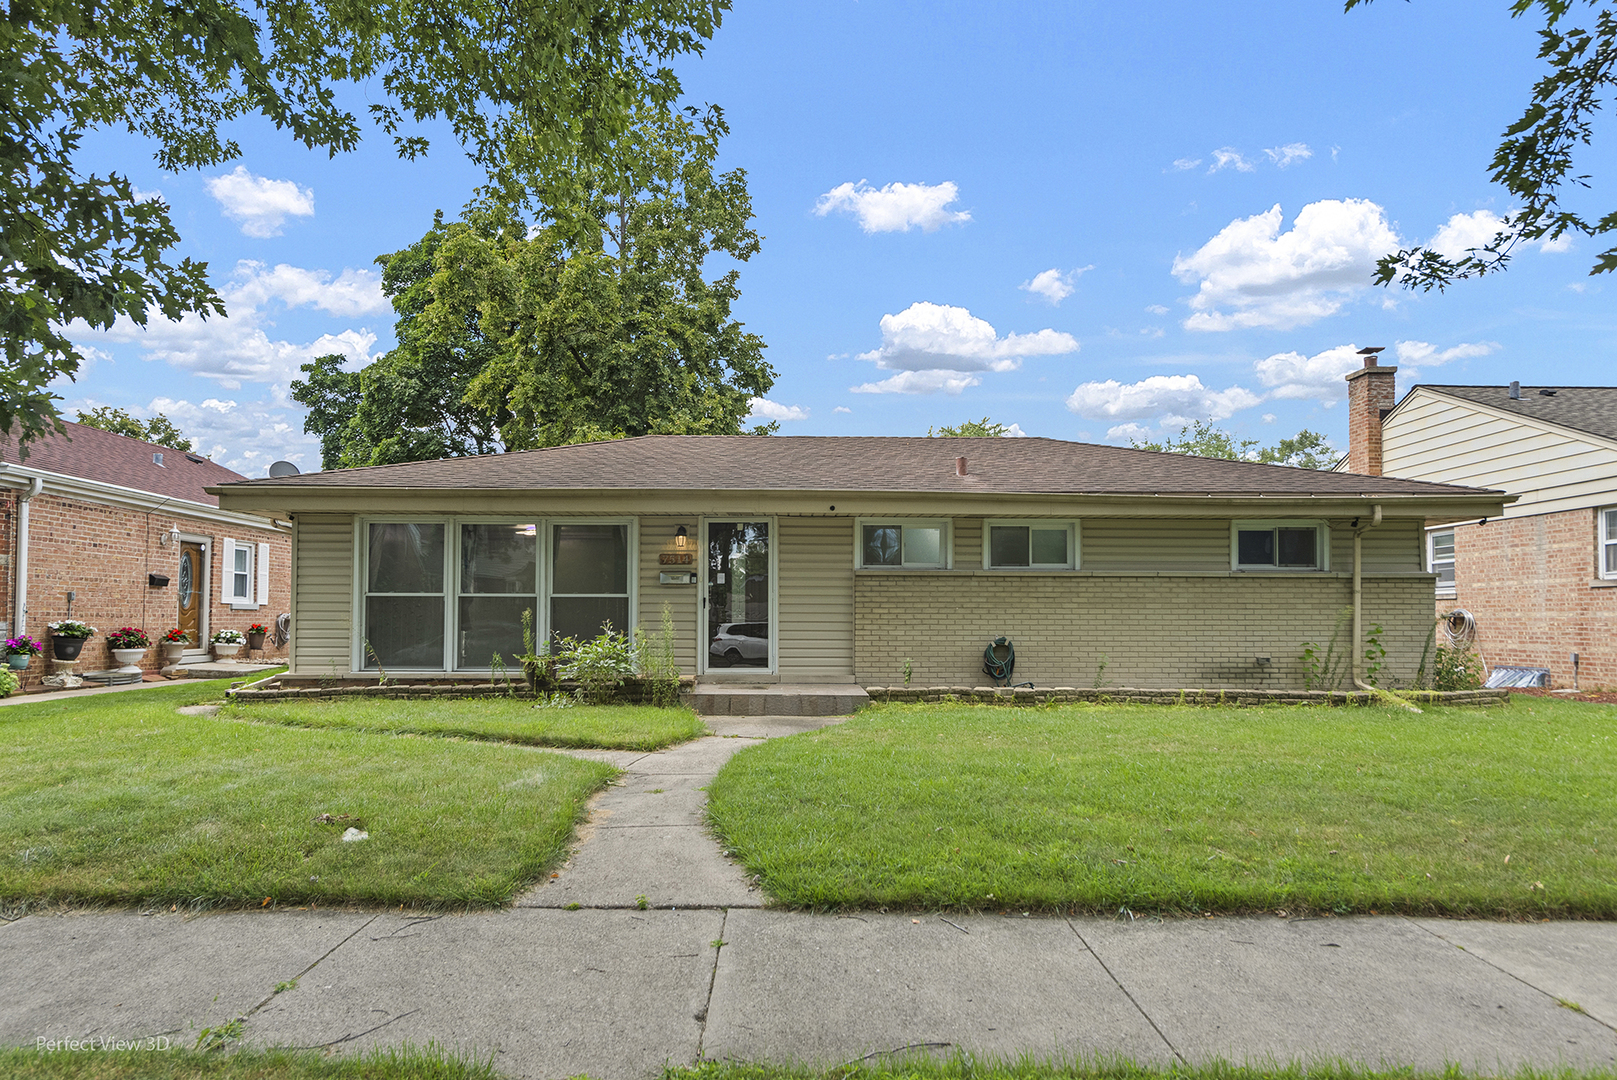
left=228, top=261, right=389, bottom=317
left=747, top=397, right=809, bottom=422
left=1427, top=210, right=1504, bottom=261
left=1263, top=143, right=1313, bottom=168
left=1208, top=148, right=1255, bottom=174
left=1252, top=344, right=1365, bottom=405
left=61, top=389, right=319, bottom=475
left=851, top=370, right=982, bottom=396
left=1106, top=422, right=1156, bottom=443
left=849, top=302, right=1078, bottom=394
left=814, top=180, right=970, bottom=233
left=1020, top=267, right=1090, bottom=305
left=1393, top=339, right=1500, bottom=382
left=1173, top=199, right=1400, bottom=331
left=206, top=165, right=315, bottom=237
left=833, top=406, right=852, bottom=414
left=1065, top=374, right=1261, bottom=423
left=1170, top=158, right=1202, bottom=172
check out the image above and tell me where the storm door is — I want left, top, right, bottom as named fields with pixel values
left=703, top=521, right=772, bottom=673
left=178, top=541, right=204, bottom=650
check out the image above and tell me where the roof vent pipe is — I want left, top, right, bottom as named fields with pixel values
left=1509, top=381, right=1521, bottom=400
left=956, top=456, right=968, bottom=477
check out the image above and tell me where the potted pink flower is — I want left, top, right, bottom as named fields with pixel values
left=4, top=635, right=42, bottom=671
left=106, top=627, right=151, bottom=672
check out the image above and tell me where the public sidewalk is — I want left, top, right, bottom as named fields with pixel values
left=3, top=716, right=1615, bottom=1079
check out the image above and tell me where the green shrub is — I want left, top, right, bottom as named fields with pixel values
left=634, top=604, right=683, bottom=707
left=1431, top=644, right=1484, bottom=691
left=556, top=624, right=636, bottom=704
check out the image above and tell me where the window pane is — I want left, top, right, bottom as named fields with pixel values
left=368, top=524, right=444, bottom=593
left=862, top=525, right=902, bottom=566
left=903, top=526, right=942, bottom=566
left=1031, top=528, right=1068, bottom=565
left=233, top=548, right=249, bottom=573
left=1237, top=529, right=1273, bottom=566
left=1436, top=564, right=1456, bottom=587
left=1606, top=509, right=1617, bottom=543
left=1608, top=542, right=1617, bottom=577
left=458, top=595, right=535, bottom=668
left=990, top=526, right=1030, bottom=567
left=233, top=571, right=250, bottom=597
left=1431, top=531, right=1455, bottom=561
left=1277, top=528, right=1317, bottom=567
left=552, top=524, right=628, bottom=594
left=364, top=596, right=444, bottom=668
left=551, top=596, right=630, bottom=647
left=462, top=524, right=537, bottom=594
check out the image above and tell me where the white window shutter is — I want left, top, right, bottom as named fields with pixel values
left=222, top=538, right=238, bottom=602
left=256, top=542, right=271, bottom=607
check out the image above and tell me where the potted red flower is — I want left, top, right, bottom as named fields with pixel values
left=246, top=623, right=268, bottom=651
left=161, top=628, right=191, bottom=662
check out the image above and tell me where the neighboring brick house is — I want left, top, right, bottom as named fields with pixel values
left=0, top=421, right=291, bottom=677
left=1336, top=356, right=1617, bottom=689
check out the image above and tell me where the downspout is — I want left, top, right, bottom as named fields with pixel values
left=1352, top=505, right=1420, bottom=712
left=15, top=476, right=44, bottom=637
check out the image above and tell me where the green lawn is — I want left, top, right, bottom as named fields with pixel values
left=227, top=696, right=707, bottom=751
left=707, top=696, right=1617, bottom=917
left=1, top=680, right=613, bottom=910
left=0, top=1045, right=498, bottom=1079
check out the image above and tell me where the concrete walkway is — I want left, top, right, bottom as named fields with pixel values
left=3, top=715, right=1616, bottom=1078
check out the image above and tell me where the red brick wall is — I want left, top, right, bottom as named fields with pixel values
left=1442, top=508, right=1617, bottom=689
left=1344, top=365, right=1398, bottom=476
left=2, top=489, right=291, bottom=675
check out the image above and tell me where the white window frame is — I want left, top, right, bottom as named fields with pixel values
left=1428, top=528, right=1457, bottom=597
left=352, top=516, right=637, bottom=674
left=1601, top=507, right=1617, bottom=581
left=221, top=537, right=268, bottom=609
left=981, top=520, right=1079, bottom=570
left=854, top=518, right=952, bottom=570
left=1230, top=520, right=1331, bottom=572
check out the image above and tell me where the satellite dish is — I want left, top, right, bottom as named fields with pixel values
left=267, top=460, right=301, bottom=478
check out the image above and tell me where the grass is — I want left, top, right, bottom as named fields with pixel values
left=226, top=696, right=707, bottom=751
left=0, top=679, right=613, bottom=910
left=707, top=696, right=1617, bottom=917
left=667, top=1061, right=1617, bottom=1080
left=0, top=1044, right=499, bottom=1079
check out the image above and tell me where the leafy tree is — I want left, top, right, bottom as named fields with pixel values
left=295, top=105, right=775, bottom=467
left=1129, top=420, right=1337, bottom=469
left=74, top=406, right=193, bottom=451
left=928, top=417, right=1016, bottom=437
left=1348, top=0, right=1617, bottom=286
left=3, top=0, right=731, bottom=455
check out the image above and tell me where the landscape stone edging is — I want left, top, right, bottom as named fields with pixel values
left=862, top=685, right=1510, bottom=707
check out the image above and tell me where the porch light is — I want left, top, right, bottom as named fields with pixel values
left=675, top=525, right=688, bottom=548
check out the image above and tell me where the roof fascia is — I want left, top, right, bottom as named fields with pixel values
left=1393, top=386, right=1617, bottom=453
left=1, top=463, right=288, bottom=532
left=216, top=485, right=1510, bottom=521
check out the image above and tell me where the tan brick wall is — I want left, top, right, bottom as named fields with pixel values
left=5, top=491, right=290, bottom=675
left=854, top=571, right=1435, bottom=690
left=1440, top=508, right=1617, bottom=688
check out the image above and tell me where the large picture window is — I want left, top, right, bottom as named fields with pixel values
left=361, top=518, right=631, bottom=671
left=1232, top=521, right=1329, bottom=571
left=856, top=519, right=949, bottom=569
left=984, top=521, right=1078, bottom=569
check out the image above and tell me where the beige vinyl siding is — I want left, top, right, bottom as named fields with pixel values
left=1383, top=390, right=1617, bottom=518
left=1328, top=518, right=1423, bottom=573
left=776, top=516, right=855, bottom=681
left=1081, top=518, right=1229, bottom=571
left=637, top=516, right=699, bottom=676
left=291, top=515, right=354, bottom=675
left=952, top=517, right=981, bottom=567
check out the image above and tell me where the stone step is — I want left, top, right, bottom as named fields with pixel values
left=686, top=683, right=870, bottom=717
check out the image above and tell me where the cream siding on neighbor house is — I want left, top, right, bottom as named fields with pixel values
left=776, top=516, right=856, bottom=681
left=290, top=514, right=354, bottom=675
left=637, top=516, right=699, bottom=675
left=1382, top=390, right=1617, bottom=519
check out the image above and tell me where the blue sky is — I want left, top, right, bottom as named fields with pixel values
left=65, top=0, right=1617, bottom=474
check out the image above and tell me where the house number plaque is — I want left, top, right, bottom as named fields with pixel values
left=659, top=552, right=694, bottom=565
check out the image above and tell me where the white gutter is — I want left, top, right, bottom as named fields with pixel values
left=12, top=475, right=44, bottom=636
left=0, top=463, right=288, bottom=534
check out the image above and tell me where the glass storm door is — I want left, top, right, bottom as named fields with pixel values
left=705, top=521, right=770, bottom=671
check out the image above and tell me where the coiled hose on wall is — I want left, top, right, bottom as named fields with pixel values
left=983, top=637, right=1020, bottom=686
left=1442, top=608, right=1489, bottom=677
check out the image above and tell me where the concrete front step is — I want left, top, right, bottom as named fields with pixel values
left=686, top=682, right=870, bottom=717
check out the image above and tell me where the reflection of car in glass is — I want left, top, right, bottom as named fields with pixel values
left=709, top=622, right=768, bottom=666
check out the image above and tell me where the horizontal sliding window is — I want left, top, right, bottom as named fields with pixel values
left=856, top=519, right=949, bottom=569
left=1232, top=520, right=1328, bottom=571
left=984, top=521, right=1078, bottom=570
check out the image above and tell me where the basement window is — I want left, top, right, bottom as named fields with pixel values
left=856, top=520, right=950, bottom=569
left=1232, top=521, right=1329, bottom=571
left=1429, top=529, right=1456, bottom=597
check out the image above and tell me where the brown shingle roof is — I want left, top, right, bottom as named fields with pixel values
left=0, top=421, right=247, bottom=506
left=1417, top=385, right=1617, bottom=443
left=218, top=435, right=1499, bottom=498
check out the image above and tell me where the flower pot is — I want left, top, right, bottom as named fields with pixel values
left=51, top=635, right=85, bottom=662
left=213, top=643, right=242, bottom=660
left=163, top=642, right=187, bottom=662
left=111, top=647, right=146, bottom=672
left=6, top=653, right=30, bottom=671
left=246, top=631, right=266, bottom=650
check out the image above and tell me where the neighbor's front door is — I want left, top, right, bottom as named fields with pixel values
left=178, top=541, right=203, bottom=645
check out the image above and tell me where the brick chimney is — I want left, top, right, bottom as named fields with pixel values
left=1344, top=347, right=1397, bottom=476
